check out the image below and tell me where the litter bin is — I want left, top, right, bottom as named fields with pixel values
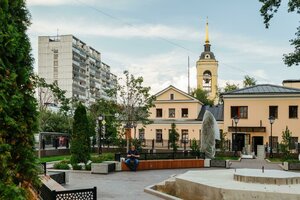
left=115, top=153, right=121, bottom=162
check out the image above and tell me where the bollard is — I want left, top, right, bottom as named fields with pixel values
left=262, top=166, right=264, bottom=173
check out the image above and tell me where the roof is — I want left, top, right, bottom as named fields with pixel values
left=283, top=79, right=300, bottom=83
left=200, top=51, right=216, bottom=60
left=154, top=85, right=202, bottom=103
left=198, top=104, right=224, bottom=121
left=221, top=84, right=300, bottom=96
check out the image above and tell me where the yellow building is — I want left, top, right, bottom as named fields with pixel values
left=221, top=84, right=300, bottom=154
left=133, top=84, right=300, bottom=155
left=134, top=85, right=224, bottom=149
left=196, top=20, right=218, bottom=102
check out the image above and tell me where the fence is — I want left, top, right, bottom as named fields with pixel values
left=40, top=184, right=97, bottom=200
left=117, top=151, right=205, bottom=161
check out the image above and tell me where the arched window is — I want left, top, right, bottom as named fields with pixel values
left=203, top=70, right=212, bottom=92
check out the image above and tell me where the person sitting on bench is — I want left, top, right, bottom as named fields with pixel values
left=125, top=145, right=140, bottom=171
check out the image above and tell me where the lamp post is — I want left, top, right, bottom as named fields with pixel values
left=233, top=115, right=239, bottom=157
left=97, top=115, right=103, bottom=154
left=133, top=121, right=137, bottom=139
left=268, top=116, right=275, bottom=158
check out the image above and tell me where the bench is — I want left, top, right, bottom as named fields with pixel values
left=121, top=159, right=204, bottom=171
left=91, top=162, right=116, bottom=174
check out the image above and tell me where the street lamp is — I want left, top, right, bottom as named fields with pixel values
left=268, top=116, right=275, bottom=158
left=233, top=115, right=239, bottom=157
left=133, top=121, right=137, bottom=139
left=96, top=113, right=119, bottom=154
left=97, top=115, right=104, bottom=154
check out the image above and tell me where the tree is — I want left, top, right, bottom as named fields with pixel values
left=32, top=75, right=71, bottom=113
left=169, top=123, right=179, bottom=152
left=243, top=75, right=257, bottom=87
left=259, top=0, right=300, bottom=66
left=191, top=88, right=214, bottom=105
left=0, top=1, right=39, bottom=199
left=191, top=138, right=200, bottom=156
left=107, top=71, right=155, bottom=150
left=70, top=103, right=91, bottom=166
left=89, top=99, right=121, bottom=146
left=224, top=82, right=239, bottom=92
left=280, top=126, right=292, bottom=160
left=38, top=110, right=72, bottom=133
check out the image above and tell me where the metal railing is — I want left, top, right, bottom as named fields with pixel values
left=117, top=151, right=205, bottom=161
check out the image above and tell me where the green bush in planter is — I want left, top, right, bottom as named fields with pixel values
left=85, top=163, right=91, bottom=171
left=54, top=162, right=70, bottom=170
left=72, top=164, right=82, bottom=170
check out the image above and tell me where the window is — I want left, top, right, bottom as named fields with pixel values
left=268, top=136, right=278, bottom=151
left=231, top=106, right=248, bottom=119
left=181, top=108, right=188, bottom=118
left=156, top=109, right=162, bottom=118
left=290, top=137, right=298, bottom=150
left=181, top=130, right=188, bottom=143
left=54, top=54, right=58, bottom=59
left=53, top=49, right=58, bottom=53
left=139, top=129, right=145, bottom=140
left=156, top=129, right=162, bottom=143
left=169, top=108, right=175, bottom=118
left=269, top=106, right=278, bottom=119
left=289, top=106, right=298, bottom=118
left=170, top=93, right=174, bottom=100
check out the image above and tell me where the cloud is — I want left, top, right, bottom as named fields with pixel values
left=28, top=18, right=201, bottom=41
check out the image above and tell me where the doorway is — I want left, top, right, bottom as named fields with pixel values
left=232, top=133, right=245, bottom=152
left=252, top=136, right=264, bottom=155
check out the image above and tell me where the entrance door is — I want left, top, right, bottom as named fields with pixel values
left=232, top=133, right=245, bottom=152
left=252, top=136, right=263, bottom=155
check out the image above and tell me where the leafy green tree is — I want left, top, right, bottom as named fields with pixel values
left=0, top=1, right=39, bottom=198
left=169, top=123, right=179, bottom=152
left=280, top=126, right=292, bottom=160
left=243, top=75, right=257, bottom=87
left=32, top=75, right=71, bottom=113
left=224, top=82, right=239, bottom=92
left=89, top=99, right=121, bottom=146
left=191, top=138, right=200, bottom=156
left=38, top=110, right=72, bottom=133
left=191, top=88, right=214, bottom=105
left=259, top=0, right=300, bottom=66
left=107, top=71, right=155, bottom=150
left=70, top=103, right=91, bottom=165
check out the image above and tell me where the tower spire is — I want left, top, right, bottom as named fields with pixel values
left=205, top=17, right=209, bottom=44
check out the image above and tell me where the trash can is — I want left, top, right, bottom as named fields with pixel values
left=115, top=153, right=121, bottom=162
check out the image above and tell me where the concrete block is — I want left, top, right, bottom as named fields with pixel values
left=91, top=163, right=109, bottom=174
left=204, top=159, right=211, bottom=168
left=283, top=162, right=289, bottom=171
left=103, top=161, right=121, bottom=171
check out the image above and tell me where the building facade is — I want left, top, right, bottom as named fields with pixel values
left=38, top=35, right=117, bottom=106
left=222, top=84, right=300, bottom=154
left=134, top=85, right=224, bottom=149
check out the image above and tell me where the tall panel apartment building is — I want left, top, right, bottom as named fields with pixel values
left=38, top=35, right=117, bottom=106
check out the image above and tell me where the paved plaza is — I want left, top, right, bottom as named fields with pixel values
left=62, top=159, right=287, bottom=200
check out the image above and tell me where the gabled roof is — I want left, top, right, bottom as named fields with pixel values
left=221, top=84, right=300, bottom=96
left=154, top=85, right=202, bottom=104
left=198, top=104, right=224, bottom=121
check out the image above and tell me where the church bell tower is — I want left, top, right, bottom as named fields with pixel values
left=196, top=19, right=218, bottom=102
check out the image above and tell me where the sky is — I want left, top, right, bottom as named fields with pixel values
left=27, top=0, right=300, bottom=94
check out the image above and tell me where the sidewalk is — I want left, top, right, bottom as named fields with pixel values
left=62, top=159, right=283, bottom=200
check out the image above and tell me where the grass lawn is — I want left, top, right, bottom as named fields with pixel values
left=38, top=155, right=71, bottom=163
left=37, top=153, right=114, bottom=163
left=268, top=158, right=284, bottom=163
left=214, top=156, right=240, bottom=161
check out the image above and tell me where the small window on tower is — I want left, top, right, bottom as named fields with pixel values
left=170, top=93, right=174, bottom=100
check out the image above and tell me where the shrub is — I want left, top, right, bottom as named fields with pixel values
left=91, top=153, right=114, bottom=163
left=53, top=162, right=70, bottom=170
left=85, top=163, right=91, bottom=171
left=72, top=164, right=82, bottom=170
